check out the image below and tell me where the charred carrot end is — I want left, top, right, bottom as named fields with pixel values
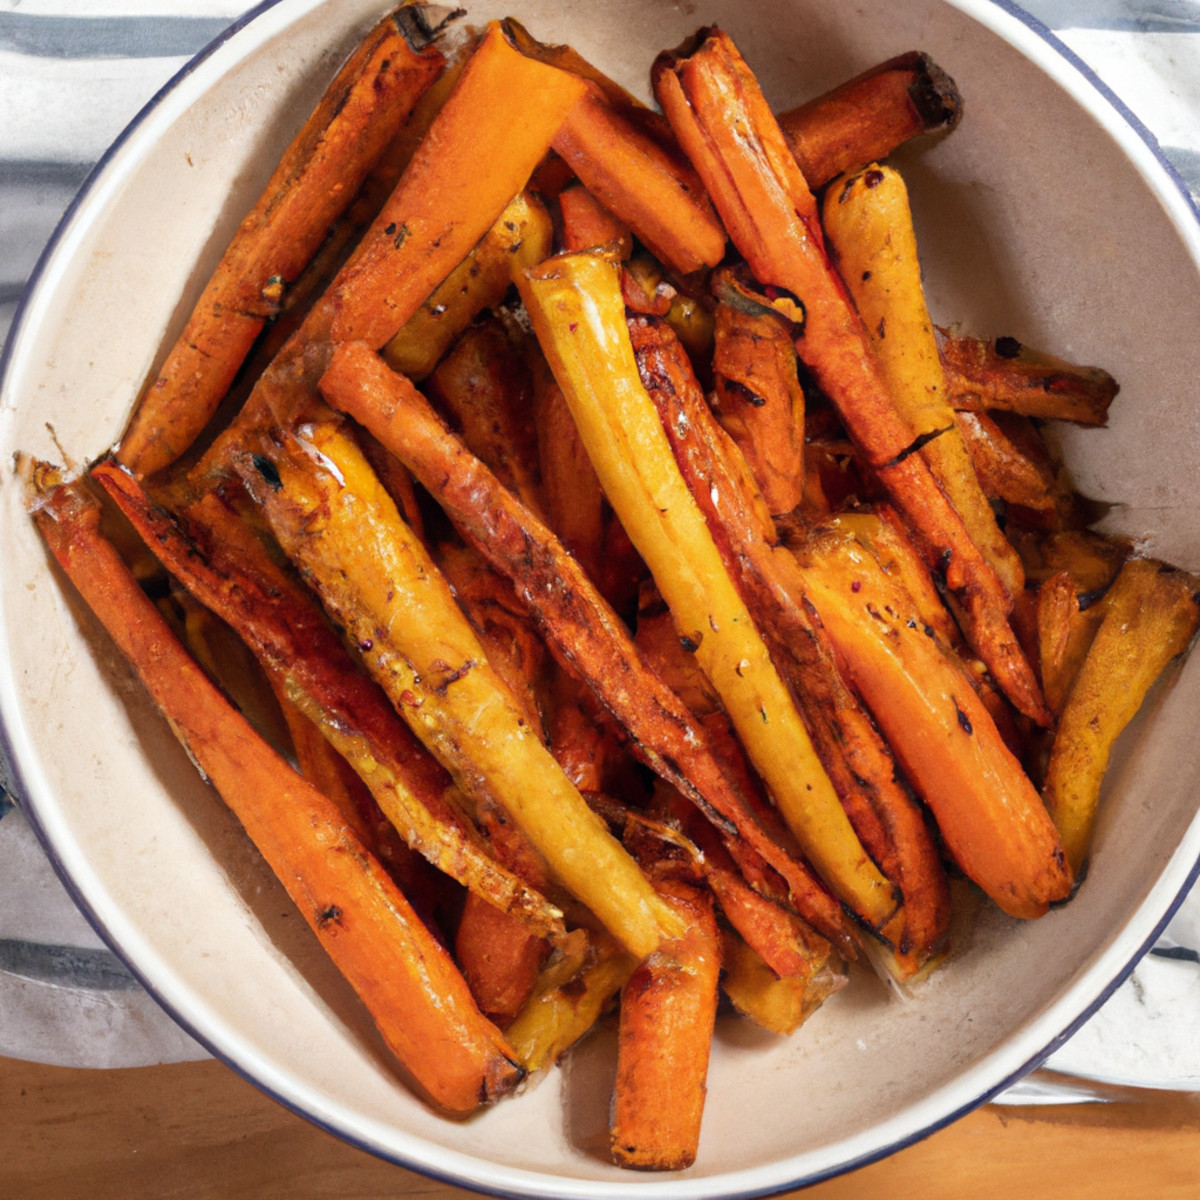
left=720, top=929, right=847, bottom=1036
left=552, top=83, right=727, bottom=276
left=610, top=879, right=721, bottom=1172
left=776, top=51, right=962, bottom=189
left=26, top=464, right=520, bottom=1116
left=940, top=333, right=1119, bottom=427
left=328, top=20, right=589, bottom=348
left=1043, top=558, right=1200, bottom=873
left=116, top=9, right=448, bottom=478
left=456, top=891, right=550, bottom=1028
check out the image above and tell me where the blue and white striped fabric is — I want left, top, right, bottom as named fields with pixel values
left=2, top=0, right=1199, bottom=1079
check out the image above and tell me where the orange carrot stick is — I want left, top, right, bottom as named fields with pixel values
left=776, top=51, right=962, bottom=189
left=551, top=83, right=727, bottom=276
left=327, top=21, right=590, bottom=347
left=28, top=466, right=521, bottom=1116
left=710, top=276, right=807, bottom=517
left=610, top=876, right=721, bottom=1171
left=116, top=9, right=448, bottom=478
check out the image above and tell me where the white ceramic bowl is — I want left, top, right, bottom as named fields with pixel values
left=3, top=1, right=1200, bottom=1195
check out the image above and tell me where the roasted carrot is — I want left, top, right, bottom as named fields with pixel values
left=788, top=521, right=1073, bottom=919
left=381, top=190, right=554, bottom=381
left=654, top=27, right=1048, bottom=726
left=940, top=332, right=1118, bottom=427
left=1043, top=557, right=1200, bottom=872
left=328, top=21, right=589, bottom=348
left=116, top=8, right=448, bottom=478
left=954, top=409, right=1082, bottom=531
left=317, top=339, right=862, bottom=951
left=27, top=465, right=521, bottom=1116
left=776, top=50, right=962, bottom=189
left=710, top=273, right=807, bottom=518
left=423, top=316, right=544, bottom=512
left=518, top=252, right=898, bottom=934
left=610, top=876, right=720, bottom=1171
left=720, top=929, right=846, bottom=1036
left=558, top=182, right=634, bottom=256
left=551, top=83, right=727, bottom=276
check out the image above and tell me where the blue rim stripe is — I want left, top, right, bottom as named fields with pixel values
left=0, top=13, right=237, bottom=59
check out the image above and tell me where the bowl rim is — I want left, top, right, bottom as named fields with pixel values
left=3, top=0, right=1200, bottom=1196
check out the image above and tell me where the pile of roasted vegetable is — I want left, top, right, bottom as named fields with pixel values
left=22, top=7, right=1200, bottom=1171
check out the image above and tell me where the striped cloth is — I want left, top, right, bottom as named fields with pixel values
left=1, top=0, right=1199, bottom=1078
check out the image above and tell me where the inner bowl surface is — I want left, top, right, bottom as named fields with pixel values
left=3, top=1, right=1200, bottom=1196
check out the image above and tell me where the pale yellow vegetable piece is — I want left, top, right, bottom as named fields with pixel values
left=822, top=164, right=1023, bottom=599
left=242, top=417, right=683, bottom=960
left=1043, top=557, right=1200, bottom=873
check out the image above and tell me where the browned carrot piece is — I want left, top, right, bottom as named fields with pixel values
left=719, top=928, right=846, bottom=1036
left=551, top=83, right=727, bottom=276
left=710, top=277, right=807, bottom=518
left=381, top=190, right=554, bottom=382
left=90, top=461, right=563, bottom=935
left=821, top=163, right=1025, bottom=601
left=654, top=27, right=1048, bottom=727
left=776, top=51, right=962, bottom=189
left=116, top=9, right=448, bottom=478
left=328, top=22, right=590, bottom=348
left=317, top=340, right=861, bottom=952
left=610, top=876, right=721, bottom=1171
left=940, top=333, right=1118, bottom=427
left=434, top=540, right=549, bottom=735
left=954, top=409, right=1082, bottom=530
left=559, top=182, right=634, bottom=256
left=27, top=466, right=520, bottom=1116
left=424, top=317, right=543, bottom=512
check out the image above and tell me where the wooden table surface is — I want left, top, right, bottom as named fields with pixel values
left=4, top=1054, right=1199, bottom=1199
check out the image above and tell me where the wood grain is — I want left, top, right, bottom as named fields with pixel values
left=3, top=1054, right=1199, bottom=1199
